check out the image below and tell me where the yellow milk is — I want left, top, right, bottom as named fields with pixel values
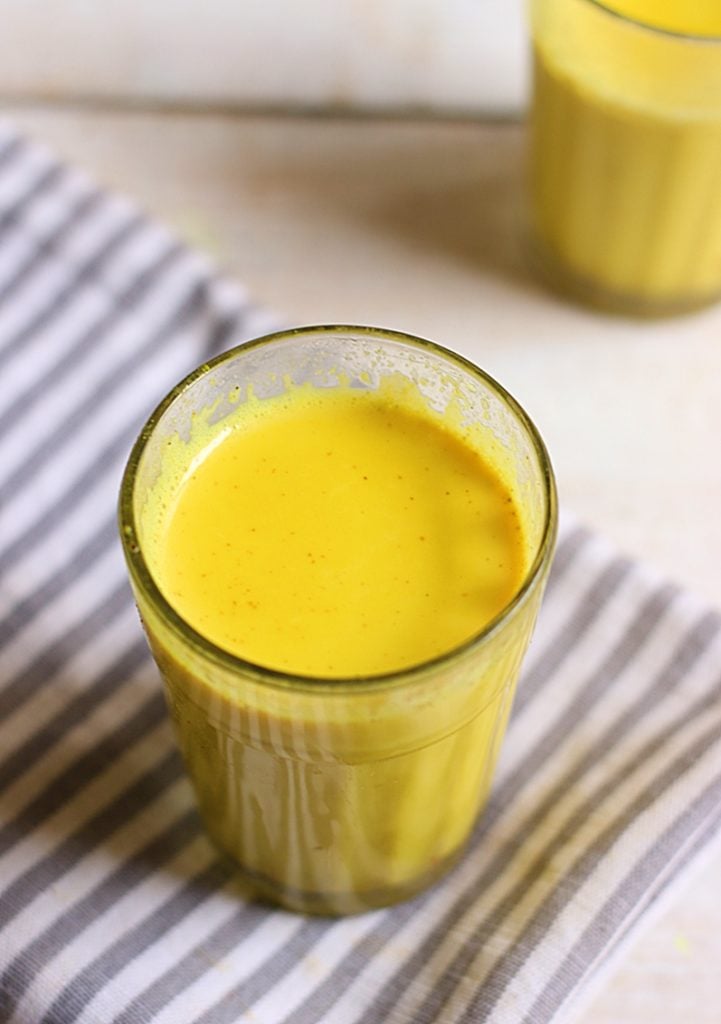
left=148, top=381, right=524, bottom=677
left=529, top=0, right=721, bottom=310
left=127, top=344, right=554, bottom=914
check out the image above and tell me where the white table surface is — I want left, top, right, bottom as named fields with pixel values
left=8, top=104, right=721, bottom=1023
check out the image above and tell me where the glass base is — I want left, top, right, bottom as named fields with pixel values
left=220, top=845, right=465, bottom=917
left=527, top=231, right=721, bottom=319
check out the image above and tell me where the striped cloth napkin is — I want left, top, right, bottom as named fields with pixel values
left=2, top=120, right=721, bottom=1024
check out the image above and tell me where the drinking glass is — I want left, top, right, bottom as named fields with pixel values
left=119, top=326, right=557, bottom=914
left=529, top=0, right=721, bottom=314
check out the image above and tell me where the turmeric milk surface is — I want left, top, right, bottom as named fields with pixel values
left=146, top=380, right=525, bottom=677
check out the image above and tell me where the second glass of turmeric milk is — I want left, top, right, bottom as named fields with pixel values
left=529, top=0, right=721, bottom=314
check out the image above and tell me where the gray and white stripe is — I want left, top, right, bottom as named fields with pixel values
left=1, top=120, right=721, bottom=1024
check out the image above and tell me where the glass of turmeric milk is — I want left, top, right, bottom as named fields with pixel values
left=119, top=326, right=557, bottom=914
left=529, top=0, right=721, bottom=313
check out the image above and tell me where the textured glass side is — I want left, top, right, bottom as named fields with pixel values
left=133, top=568, right=546, bottom=914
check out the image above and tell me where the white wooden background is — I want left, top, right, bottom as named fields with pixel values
left=0, top=0, right=528, bottom=114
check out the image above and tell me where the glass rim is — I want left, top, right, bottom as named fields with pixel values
left=118, top=324, right=558, bottom=694
left=582, top=0, right=721, bottom=44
